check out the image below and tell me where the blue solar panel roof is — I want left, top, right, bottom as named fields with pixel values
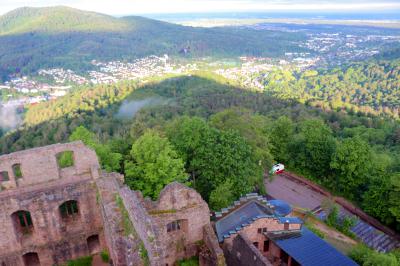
left=272, top=228, right=358, bottom=266
left=269, top=199, right=292, bottom=216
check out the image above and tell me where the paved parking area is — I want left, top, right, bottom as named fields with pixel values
left=264, top=173, right=325, bottom=210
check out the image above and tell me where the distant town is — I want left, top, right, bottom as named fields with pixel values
left=0, top=30, right=399, bottom=111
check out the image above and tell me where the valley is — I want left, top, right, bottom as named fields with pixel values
left=0, top=4, right=400, bottom=265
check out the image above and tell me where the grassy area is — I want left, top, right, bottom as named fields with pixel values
left=66, top=256, right=92, bottom=266
left=177, top=256, right=199, bottom=266
left=100, top=250, right=109, bottom=263
left=56, top=151, right=74, bottom=168
left=305, top=221, right=325, bottom=239
left=324, top=236, right=357, bottom=255
left=115, top=194, right=136, bottom=237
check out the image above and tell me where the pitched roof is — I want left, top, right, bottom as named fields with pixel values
left=215, top=201, right=275, bottom=242
left=277, top=217, right=303, bottom=224
left=269, top=228, right=358, bottom=266
left=268, top=199, right=292, bottom=217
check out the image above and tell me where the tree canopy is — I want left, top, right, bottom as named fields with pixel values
left=124, top=130, right=188, bottom=200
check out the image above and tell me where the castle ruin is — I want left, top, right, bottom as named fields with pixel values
left=0, top=142, right=224, bottom=266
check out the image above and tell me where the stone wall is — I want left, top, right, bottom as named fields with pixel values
left=200, top=224, right=226, bottom=266
left=223, top=233, right=272, bottom=266
left=119, top=187, right=164, bottom=266
left=118, top=182, right=220, bottom=266
left=96, top=175, right=143, bottom=266
left=0, top=142, right=104, bottom=266
left=0, top=179, right=105, bottom=265
left=0, top=141, right=99, bottom=191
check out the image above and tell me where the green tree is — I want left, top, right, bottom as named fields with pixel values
left=389, top=174, right=400, bottom=228
left=209, top=181, right=235, bottom=210
left=209, top=108, right=273, bottom=171
left=69, top=126, right=122, bottom=172
left=290, top=119, right=336, bottom=176
left=362, top=176, right=395, bottom=226
left=167, top=116, right=261, bottom=202
left=330, top=137, right=372, bottom=198
left=268, top=116, right=294, bottom=163
left=124, top=130, right=188, bottom=200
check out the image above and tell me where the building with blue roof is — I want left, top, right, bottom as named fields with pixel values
left=214, top=193, right=357, bottom=266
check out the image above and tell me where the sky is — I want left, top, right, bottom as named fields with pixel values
left=1, top=0, right=400, bottom=15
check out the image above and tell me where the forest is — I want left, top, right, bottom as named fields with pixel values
left=1, top=72, right=399, bottom=240
left=262, top=59, right=400, bottom=117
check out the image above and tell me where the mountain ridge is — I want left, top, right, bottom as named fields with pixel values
left=0, top=6, right=131, bottom=35
left=0, top=6, right=307, bottom=80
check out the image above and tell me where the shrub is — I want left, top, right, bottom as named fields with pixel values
left=177, top=256, right=199, bottom=266
left=66, top=256, right=92, bottom=266
left=100, top=250, right=110, bottom=263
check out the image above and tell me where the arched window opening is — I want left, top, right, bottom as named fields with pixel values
left=12, top=210, right=34, bottom=235
left=87, top=235, right=100, bottom=255
left=59, top=200, right=79, bottom=220
left=22, top=252, right=40, bottom=266
left=12, top=164, right=23, bottom=179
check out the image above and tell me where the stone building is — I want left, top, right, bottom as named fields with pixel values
left=213, top=194, right=357, bottom=266
left=0, top=141, right=224, bottom=266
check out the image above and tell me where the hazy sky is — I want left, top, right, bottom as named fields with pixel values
left=1, top=0, right=400, bottom=15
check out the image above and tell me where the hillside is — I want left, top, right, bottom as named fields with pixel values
left=0, top=6, right=307, bottom=80
left=0, top=6, right=129, bottom=35
left=1, top=73, right=399, bottom=235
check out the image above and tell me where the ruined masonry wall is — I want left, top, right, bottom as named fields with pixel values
left=0, top=141, right=99, bottom=190
left=0, top=179, right=105, bottom=266
left=119, top=187, right=164, bottom=266
left=223, top=233, right=272, bottom=266
left=96, top=176, right=143, bottom=266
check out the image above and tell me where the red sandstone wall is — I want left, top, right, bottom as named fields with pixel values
left=0, top=141, right=99, bottom=190
left=0, top=142, right=104, bottom=266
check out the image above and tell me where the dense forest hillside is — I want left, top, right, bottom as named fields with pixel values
left=0, top=6, right=307, bottom=80
left=262, top=60, right=400, bottom=117
left=0, top=73, right=399, bottom=237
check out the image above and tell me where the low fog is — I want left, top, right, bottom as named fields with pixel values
left=0, top=102, right=22, bottom=131
left=115, top=97, right=166, bottom=119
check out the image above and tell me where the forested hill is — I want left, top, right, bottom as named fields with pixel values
left=0, top=6, right=129, bottom=34
left=1, top=73, right=399, bottom=238
left=0, top=6, right=307, bottom=80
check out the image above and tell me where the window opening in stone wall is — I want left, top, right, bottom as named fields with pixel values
left=167, top=220, right=181, bottom=232
left=0, top=171, right=9, bottom=182
left=59, top=200, right=79, bottom=219
left=56, top=151, right=74, bottom=168
left=12, top=210, right=34, bottom=234
left=12, top=164, right=23, bottom=179
left=22, top=252, right=40, bottom=266
left=87, top=235, right=101, bottom=255
left=263, top=240, right=270, bottom=252
left=253, top=242, right=259, bottom=249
